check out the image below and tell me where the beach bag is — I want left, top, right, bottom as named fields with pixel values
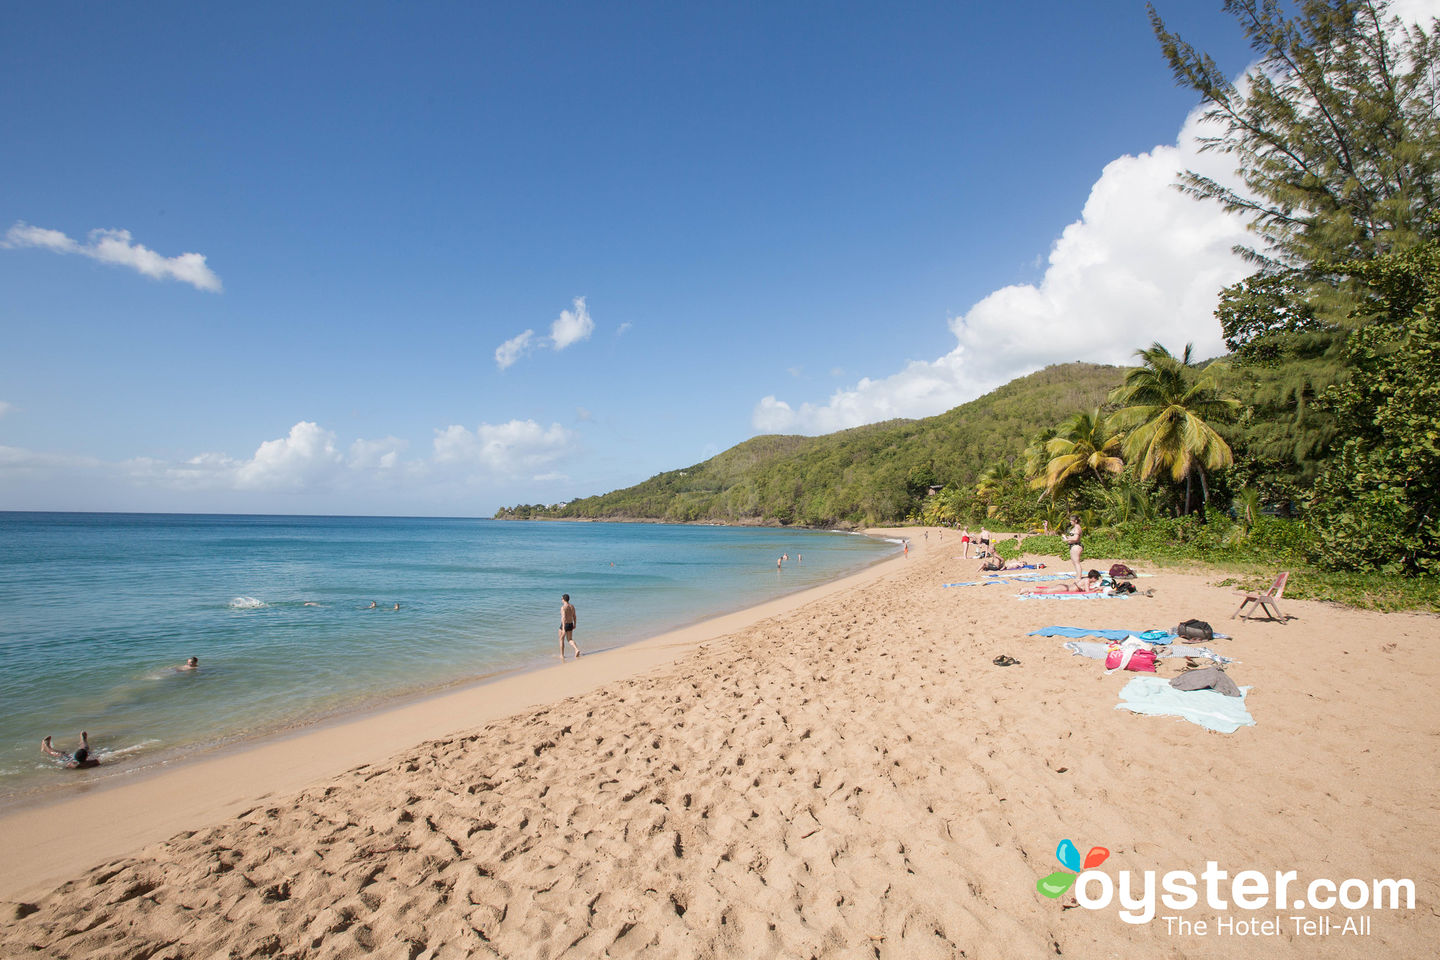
left=1126, top=649, right=1157, bottom=672
left=1105, top=644, right=1158, bottom=672
left=1113, top=580, right=1137, bottom=594
left=1175, top=619, right=1213, bottom=641
left=1109, top=563, right=1135, bottom=578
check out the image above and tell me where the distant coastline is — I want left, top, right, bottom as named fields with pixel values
left=494, top=514, right=869, bottom=531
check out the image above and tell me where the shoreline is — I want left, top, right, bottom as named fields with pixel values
left=3, top=527, right=1436, bottom=956
left=0, top=520, right=898, bottom=809
left=0, top=529, right=917, bottom=902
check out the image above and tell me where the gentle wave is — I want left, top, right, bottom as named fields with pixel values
left=228, top=596, right=266, bottom=609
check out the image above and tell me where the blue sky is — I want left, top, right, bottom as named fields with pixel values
left=0, top=1, right=1387, bottom=515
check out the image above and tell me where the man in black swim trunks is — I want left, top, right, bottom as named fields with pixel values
left=41, top=732, right=100, bottom=769
left=559, top=594, right=580, bottom=659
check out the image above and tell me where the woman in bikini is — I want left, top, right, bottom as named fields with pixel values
left=1022, top=572, right=1103, bottom=595
left=1065, top=514, right=1083, bottom=577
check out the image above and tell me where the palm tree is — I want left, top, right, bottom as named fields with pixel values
left=975, top=460, right=1016, bottom=501
left=1109, top=343, right=1239, bottom=515
left=1039, top=408, right=1124, bottom=499
left=1023, top=427, right=1058, bottom=491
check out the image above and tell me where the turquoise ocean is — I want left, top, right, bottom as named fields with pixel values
left=0, top=513, right=897, bottom=801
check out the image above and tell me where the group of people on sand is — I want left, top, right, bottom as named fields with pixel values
left=964, top=516, right=1148, bottom=596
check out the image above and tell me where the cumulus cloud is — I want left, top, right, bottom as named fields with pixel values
left=752, top=104, right=1255, bottom=434
left=348, top=436, right=407, bottom=470
left=432, top=419, right=575, bottom=474
left=3, top=221, right=222, bottom=292
left=0, top=417, right=584, bottom=512
left=550, top=296, right=594, bottom=349
left=494, top=297, right=597, bottom=368
left=0, top=401, right=12, bottom=418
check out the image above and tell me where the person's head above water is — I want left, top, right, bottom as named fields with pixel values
left=73, top=747, right=89, bottom=763
left=187, top=657, right=198, bottom=667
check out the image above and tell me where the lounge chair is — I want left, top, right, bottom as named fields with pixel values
left=1232, top=572, right=1288, bottom=622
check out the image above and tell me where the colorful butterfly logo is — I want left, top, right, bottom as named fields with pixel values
left=1036, top=838, right=1110, bottom=898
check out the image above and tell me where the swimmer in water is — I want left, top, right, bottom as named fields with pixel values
left=393, top=602, right=400, bottom=611
left=174, top=656, right=199, bottom=672
left=368, top=601, right=378, bottom=609
left=41, top=732, right=100, bottom=769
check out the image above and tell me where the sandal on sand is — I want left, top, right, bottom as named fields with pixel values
left=993, top=655, right=1021, bottom=667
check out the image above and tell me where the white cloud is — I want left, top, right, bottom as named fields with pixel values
left=616, top=321, right=632, bottom=336
left=752, top=104, right=1254, bottom=434
left=0, top=417, right=586, bottom=512
left=550, top=296, right=594, bottom=349
left=231, top=421, right=344, bottom=490
left=348, top=436, right=407, bottom=470
left=494, top=297, right=598, bottom=368
left=495, top=329, right=536, bottom=370
left=0, top=401, right=12, bottom=418
left=3, top=221, right=222, bottom=292
left=432, top=419, right=575, bottom=474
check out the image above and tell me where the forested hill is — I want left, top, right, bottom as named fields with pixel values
left=496, top=362, right=1124, bottom=527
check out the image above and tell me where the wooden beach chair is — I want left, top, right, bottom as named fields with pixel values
left=1232, top=572, right=1289, bottom=622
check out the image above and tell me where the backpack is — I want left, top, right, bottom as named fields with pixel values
left=1109, top=563, right=1135, bottom=578
left=1175, top=619, right=1213, bottom=641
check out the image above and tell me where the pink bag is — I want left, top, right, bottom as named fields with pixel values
left=1126, top=649, right=1157, bottom=672
left=1105, top=644, right=1158, bottom=672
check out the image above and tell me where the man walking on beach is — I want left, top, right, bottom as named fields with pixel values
left=559, top=594, right=580, bottom=659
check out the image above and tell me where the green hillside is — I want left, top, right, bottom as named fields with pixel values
left=496, top=362, right=1124, bottom=527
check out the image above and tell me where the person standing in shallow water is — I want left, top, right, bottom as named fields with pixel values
left=559, top=594, right=580, bottom=659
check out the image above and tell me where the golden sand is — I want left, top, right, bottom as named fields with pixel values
left=2, top=529, right=1435, bottom=958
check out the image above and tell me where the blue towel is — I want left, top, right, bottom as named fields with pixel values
left=1116, top=676, right=1254, bottom=733
left=944, top=573, right=1072, bottom=588
left=1028, top=626, right=1135, bottom=639
left=1027, top=626, right=1230, bottom=643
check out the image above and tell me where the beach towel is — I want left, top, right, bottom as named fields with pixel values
left=1116, top=676, right=1254, bottom=733
left=942, top=574, right=1071, bottom=587
left=1029, top=626, right=1231, bottom=642
left=1061, top=640, right=1235, bottom=665
left=1017, top=592, right=1129, bottom=600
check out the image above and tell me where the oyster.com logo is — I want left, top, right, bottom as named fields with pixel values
left=1037, top=838, right=1110, bottom=898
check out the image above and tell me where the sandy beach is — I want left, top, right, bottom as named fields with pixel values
left=2, top=528, right=1436, bottom=958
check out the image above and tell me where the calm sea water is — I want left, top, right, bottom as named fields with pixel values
left=0, top=513, right=896, bottom=800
